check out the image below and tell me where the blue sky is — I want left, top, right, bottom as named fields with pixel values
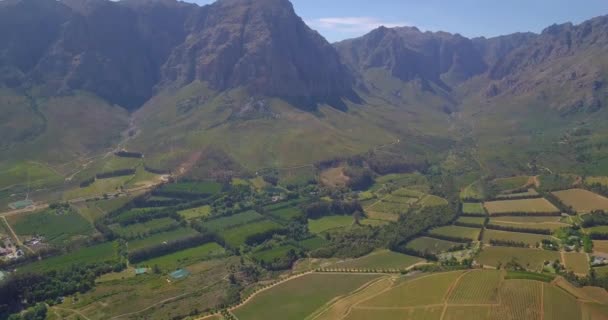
left=190, top=0, right=608, bottom=42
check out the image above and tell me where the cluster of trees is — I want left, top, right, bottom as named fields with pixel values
left=311, top=226, right=386, bottom=258
left=304, top=200, right=362, bottom=219
left=114, top=150, right=143, bottom=158
left=389, top=203, right=458, bottom=251
left=343, top=167, right=374, bottom=191
left=587, top=183, right=608, bottom=198
left=144, top=166, right=170, bottom=175
left=581, top=210, right=608, bottom=228
left=485, top=224, right=552, bottom=235
left=0, top=261, right=126, bottom=316
left=542, top=192, right=576, bottom=215
left=398, top=247, right=438, bottom=261
left=255, top=248, right=304, bottom=271
left=489, top=239, right=528, bottom=248
left=80, top=176, right=96, bottom=188
left=96, top=168, right=136, bottom=179
left=6, top=303, right=47, bottom=320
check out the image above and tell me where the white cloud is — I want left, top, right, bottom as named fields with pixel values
left=305, top=17, right=408, bottom=34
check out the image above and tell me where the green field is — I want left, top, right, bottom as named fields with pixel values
left=482, top=229, right=552, bottom=246
left=461, top=180, right=486, bottom=201
left=251, top=245, right=299, bottom=263
left=456, top=216, right=486, bottom=226
left=406, top=236, right=461, bottom=254
left=489, top=219, right=567, bottom=231
left=204, top=210, right=264, bottom=231
left=462, top=202, right=486, bottom=215
left=448, top=270, right=502, bottom=304
left=137, top=242, right=225, bottom=270
left=308, top=215, right=354, bottom=234
left=477, top=247, right=560, bottom=271
left=19, top=242, right=119, bottom=273
left=586, top=176, right=608, bottom=187
left=233, top=273, right=381, bottom=320
left=298, top=237, right=328, bottom=250
left=490, top=215, right=563, bottom=223
left=493, top=176, right=530, bottom=192
left=484, top=198, right=560, bottom=215
left=110, top=218, right=179, bottom=239
left=178, top=205, right=212, bottom=220
left=332, top=250, right=423, bottom=270
left=267, top=206, right=303, bottom=220
left=221, top=220, right=283, bottom=247
left=359, top=271, right=464, bottom=307
left=158, top=181, right=222, bottom=196
left=127, top=228, right=200, bottom=251
left=9, top=207, right=94, bottom=245
left=429, top=225, right=480, bottom=240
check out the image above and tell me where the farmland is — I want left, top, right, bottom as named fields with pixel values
left=447, top=270, right=502, bottom=304
left=593, top=240, right=608, bottom=254
left=406, top=236, right=461, bottom=254
left=495, top=189, right=540, bottom=200
left=178, top=205, right=212, bottom=220
left=233, top=273, right=381, bottom=320
left=543, top=283, right=582, bottom=320
left=360, top=271, right=465, bottom=307
left=221, top=220, right=283, bottom=247
left=488, top=218, right=567, bottom=231
left=8, top=207, right=94, bottom=245
left=484, top=198, right=560, bottom=215
left=493, top=176, right=530, bottom=192
left=490, top=279, right=542, bottom=319
left=332, top=250, right=423, bottom=270
left=553, top=189, right=608, bottom=213
left=157, top=181, right=222, bottom=196
left=204, top=210, right=264, bottom=231
left=19, top=242, right=119, bottom=273
left=127, top=227, right=200, bottom=251
left=137, top=242, right=225, bottom=270
left=308, top=215, right=353, bottom=234
left=109, top=217, right=179, bottom=238
left=482, top=229, right=552, bottom=246
left=563, top=252, right=590, bottom=275
left=366, top=187, right=446, bottom=217
left=462, top=202, right=486, bottom=215
left=476, top=247, right=560, bottom=270
left=456, top=216, right=486, bottom=226
left=429, top=225, right=480, bottom=240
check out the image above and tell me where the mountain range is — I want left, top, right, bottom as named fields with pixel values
left=1, top=0, right=608, bottom=191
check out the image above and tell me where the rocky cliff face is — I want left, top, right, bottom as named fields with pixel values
left=334, top=26, right=488, bottom=90
left=162, top=0, right=354, bottom=104
left=0, top=0, right=354, bottom=110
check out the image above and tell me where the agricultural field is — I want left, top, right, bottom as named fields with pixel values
left=332, top=250, right=423, bottom=270
left=553, top=189, right=608, bottom=213
left=490, top=215, right=563, bottom=223
left=448, top=270, right=502, bottom=304
left=127, top=227, right=200, bottom=251
left=488, top=218, right=567, bottom=231
left=492, top=176, right=530, bottom=192
left=484, top=198, right=560, bottom=215
left=538, top=174, right=577, bottom=191
left=109, top=217, right=179, bottom=238
left=251, top=245, right=299, bottom=264
left=482, top=229, right=552, bottom=246
left=8, top=207, right=94, bottom=245
left=308, top=215, right=353, bottom=234
left=63, top=175, right=133, bottom=200
left=178, top=205, right=212, bottom=220
left=490, top=279, right=542, bottom=320
left=371, top=173, right=430, bottom=193
left=158, top=181, right=222, bottom=196
left=137, top=242, right=225, bottom=270
left=495, top=189, right=540, bottom=200
left=593, top=240, right=608, bottom=254
left=204, top=210, right=264, bottom=231
left=456, top=216, right=486, bottom=226
left=233, top=273, right=381, bottom=320
left=358, top=271, right=465, bottom=307
left=476, top=247, right=560, bottom=271
left=19, top=242, right=119, bottom=273
left=266, top=205, right=303, bottom=220
left=406, top=236, right=461, bottom=254
left=366, top=187, right=446, bottom=217
left=462, top=202, right=486, bottom=215
left=563, top=252, right=590, bottom=275
left=221, top=220, right=283, bottom=247
left=429, top=225, right=480, bottom=240
left=544, top=283, right=582, bottom=320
